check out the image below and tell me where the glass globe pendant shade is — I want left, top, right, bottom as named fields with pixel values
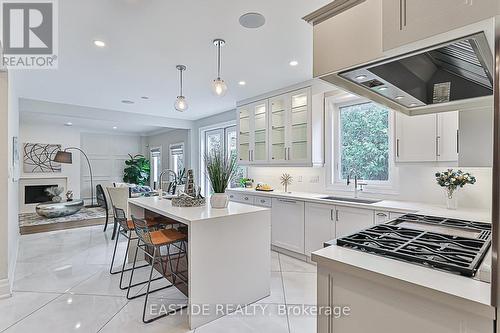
left=212, top=77, right=227, bottom=97
left=174, top=95, right=188, bottom=112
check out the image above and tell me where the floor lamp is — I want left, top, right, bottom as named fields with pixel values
left=53, top=147, right=99, bottom=208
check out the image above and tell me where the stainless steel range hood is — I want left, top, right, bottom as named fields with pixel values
left=324, top=32, right=494, bottom=115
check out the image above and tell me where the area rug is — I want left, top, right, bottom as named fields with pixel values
left=19, top=207, right=107, bottom=227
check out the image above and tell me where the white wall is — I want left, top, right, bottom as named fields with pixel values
left=146, top=129, right=191, bottom=176
left=80, top=133, right=143, bottom=200
left=19, top=123, right=81, bottom=198
left=247, top=165, right=492, bottom=209
left=0, top=71, right=20, bottom=297
left=7, top=73, right=19, bottom=292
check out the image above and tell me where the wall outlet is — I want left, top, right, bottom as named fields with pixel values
left=309, top=176, right=320, bottom=183
left=297, top=176, right=303, bottom=183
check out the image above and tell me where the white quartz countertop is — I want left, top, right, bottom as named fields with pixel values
left=227, top=188, right=491, bottom=222
left=128, top=196, right=269, bottom=225
left=312, top=245, right=493, bottom=308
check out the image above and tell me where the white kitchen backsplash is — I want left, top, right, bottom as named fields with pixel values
left=247, top=166, right=492, bottom=210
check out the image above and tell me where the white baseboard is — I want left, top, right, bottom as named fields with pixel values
left=0, top=277, right=12, bottom=299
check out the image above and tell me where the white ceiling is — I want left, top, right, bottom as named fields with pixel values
left=14, top=0, right=330, bottom=122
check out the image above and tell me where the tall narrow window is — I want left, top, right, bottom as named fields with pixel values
left=336, top=102, right=390, bottom=183
left=169, top=143, right=184, bottom=176
left=150, top=147, right=161, bottom=189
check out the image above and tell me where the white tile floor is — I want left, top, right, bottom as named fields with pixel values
left=0, top=225, right=317, bottom=332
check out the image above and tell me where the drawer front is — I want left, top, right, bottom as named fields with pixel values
left=228, top=192, right=254, bottom=204
left=253, top=196, right=272, bottom=207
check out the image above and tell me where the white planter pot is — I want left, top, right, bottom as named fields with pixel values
left=210, top=193, right=229, bottom=209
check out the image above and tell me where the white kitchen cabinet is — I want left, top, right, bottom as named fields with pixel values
left=395, top=112, right=458, bottom=163
left=228, top=192, right=254, bottom=204
left=311, top=0, right=383, bottom=76
left=237, top=100, right=268, bottom=165
left=459, top=108, right=493, bottom=167
left=305, top=203, right=336, bottom=257
left=269, top=88, right=311, bottom=164
left=395, top=113, right=437, bottom=162
left=437, top=111, right=459, bottom=162
left=335, top=206, right=374, bottom=238
left=238, top=86, right=323, bottom=167
left=382, top=0, right=497, bottom=51
left=271, top=198, right=305, bottom=254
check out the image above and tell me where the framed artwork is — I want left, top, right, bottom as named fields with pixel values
left=23, top=143, right=62, bottom=173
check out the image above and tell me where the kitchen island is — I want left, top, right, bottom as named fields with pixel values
left=128, top=196, right=271, bottom=330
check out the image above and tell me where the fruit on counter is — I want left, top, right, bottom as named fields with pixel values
left=256, top=183, right=273, bottom=191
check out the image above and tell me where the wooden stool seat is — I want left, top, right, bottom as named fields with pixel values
left=150, top=229, right=186, bottom=246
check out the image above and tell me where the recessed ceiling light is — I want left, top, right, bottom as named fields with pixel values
left=64, top=122, right=72, bottom=126
left=289, top=60, right=298, bottom=66
left=121, top=100, right=134, bottom=104
left=238, top=81, right=246, bottom=86
left=378, top=87, right=387, bottom=91
left=395, top=96, right=404, bottom=100
left=239, top=12, right=266, bottom=29
left=355, top=75, right=367, bottom=81
left=410, top=103, right=418, bottom=107
left=93, top=40, right=106, bottom=47
left=140, top=96, right=149, bottom=100
left=112, top=126, right=118, bottom=130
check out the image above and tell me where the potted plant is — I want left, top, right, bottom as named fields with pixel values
left=435, top=169, right=476, bottom=210
left=123, top=154, right=150, bottom=185
left=205, top=150, right=238, bottom=208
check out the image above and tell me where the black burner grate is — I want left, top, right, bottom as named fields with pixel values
left=336, top=214, right=491, bottom=277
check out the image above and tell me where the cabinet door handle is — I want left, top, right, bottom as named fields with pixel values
left=278, top=199, right=297, bottom=204
left=376, top=212, right=388, bottom=217
left=399, top=0, right=407, bottom=30
left=330, top=209, right=333, bottom=221
left=260, top=199, right=266, bottom=203
left=244, top=197, right=249, bottom=201
left=284, top=147, right=287, bottom=160
left=436, top=136, right=441, bottom=157
left=229, top=195, right=234, bottom=198
left=287, top=148, right=291, bottom=161
left=456, top=129, right=459, bottom=154
left=248, top=150, right=251, bottom=161
left=335, top=209, right=339, bottom=222
left=396, top=139, right=400, bottom=158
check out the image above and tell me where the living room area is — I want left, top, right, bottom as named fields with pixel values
left=17, top=98, right=191, bottom=235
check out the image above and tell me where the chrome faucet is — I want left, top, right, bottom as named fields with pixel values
left=158, top=169, right=178, bottom=195
left=346, top=170, right=367, bottom=198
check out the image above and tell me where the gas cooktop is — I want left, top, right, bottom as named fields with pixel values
left=335, top=214, right=491, bottom=277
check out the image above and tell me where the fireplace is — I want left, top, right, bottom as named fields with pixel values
left=25, top=185, right=57, bottom=204
left=19, top=177, right=68, bottom=213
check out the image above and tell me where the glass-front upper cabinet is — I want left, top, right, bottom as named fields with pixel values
left=238, top=105, right=251, bottom=164
left=288, top=89, right=310, bottom=163
left=237, top=100, right=268, bottom=165
left=252, top=101, right=268, bottom=163
left=269, top=95, right=287, bottom=163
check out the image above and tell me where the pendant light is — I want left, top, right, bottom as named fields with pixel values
left=174, top=65, right=188, bottom=112
left=212, top=38, right=227, bottom=97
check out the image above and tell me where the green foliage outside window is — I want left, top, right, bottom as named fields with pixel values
left=339, top=102, right=389, bottom=181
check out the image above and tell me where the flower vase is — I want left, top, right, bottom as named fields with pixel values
left=445, top=187, right=459, bottom=210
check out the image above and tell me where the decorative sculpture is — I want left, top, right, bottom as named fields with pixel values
left=280, top=173, right=293, bottom=193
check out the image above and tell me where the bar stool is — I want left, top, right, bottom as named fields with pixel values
left=109, top=207, right=164, bottom=290
left=128, top=215, right=188, bottom=324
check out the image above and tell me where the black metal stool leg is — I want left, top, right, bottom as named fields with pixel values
left=119, top=233, right=162, bottom=290
left=109, top=225, right=121, bottom=274
left=142, top=247, right=188, bottom=324
left=111, top=216, right=118, bottom=240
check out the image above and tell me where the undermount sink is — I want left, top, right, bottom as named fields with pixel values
left=319, top=196, right=381, bottom=204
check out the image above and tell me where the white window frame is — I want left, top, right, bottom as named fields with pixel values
left=149, top=146, right=162, bottom=189
left=169, top=142, right=185, bottom=176
left=325, top=96, right=399, bottom=195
